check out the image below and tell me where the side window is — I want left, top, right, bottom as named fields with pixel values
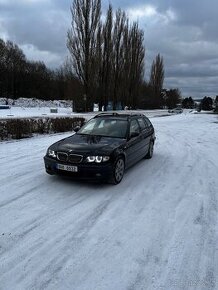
left=144, top=117, right=152, bottom=127
left=138, top=118, right=147, bottom=130
left=130, top=119, right=140, bottom=135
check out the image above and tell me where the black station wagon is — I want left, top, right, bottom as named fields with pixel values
left=44, top=113, right=156, bottom=184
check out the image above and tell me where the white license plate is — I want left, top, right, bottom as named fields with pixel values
left=57, top=164, right=78, bottom=172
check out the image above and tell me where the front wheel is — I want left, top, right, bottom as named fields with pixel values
left=145, top=141, right=154, bottom=159
left=109, top=157, right=125, bottom=185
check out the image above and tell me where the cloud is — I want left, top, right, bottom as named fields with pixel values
left=0, top=0, right=217, bottom=97
left=124, top=1, right=218, bottom=97
left=127, top=5, right=176, bottom=25
left=0, top=0, right=51, bottom=5
left=0, top=0, right=71, bottom=64
left=128, top=5, right=157, bottom=19
left=167, top=76, right=218, bottom=97
left=20, top=44, right=64, bottom=68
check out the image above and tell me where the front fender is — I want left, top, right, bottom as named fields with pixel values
left=113, top=148, right=126, bottom=164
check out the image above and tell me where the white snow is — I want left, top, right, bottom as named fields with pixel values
left=0, top=105, right=171, bottom=120
left=0, top=113, right=218, bottom=289
left=0, top=106, right=73, bottom=119
left=0, top=98, right=73, bottom=119
left=0, top=97, right=172, bottom=120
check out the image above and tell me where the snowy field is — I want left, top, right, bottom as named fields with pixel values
left=0, top=106, right=73, bottom=119
left=0, top=98, right=73, bottom=119
left=0, top=105, right=171, bottom=120
left=0, top=113, right=218, bottom=290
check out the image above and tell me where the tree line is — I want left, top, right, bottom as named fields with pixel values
left=0, top=0, right=183, bottom=111
left=67, top=0, right=182, bottom=111
left=0, top=39, right=81, bottom=101
left=182, top=96, right=215, bottom=111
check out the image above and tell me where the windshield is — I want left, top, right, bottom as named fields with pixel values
left=78, top=118, right=128, bottom=138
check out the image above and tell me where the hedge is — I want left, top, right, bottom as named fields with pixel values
left=0, top=117, right=85, bottom=140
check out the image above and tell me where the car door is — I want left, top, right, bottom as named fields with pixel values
left=137, top=117, right=150, bottom=157
left=144, top=116, right=154, bottom=144
left=125, top=118, right=142, bottom=168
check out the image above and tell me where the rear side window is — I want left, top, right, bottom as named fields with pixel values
left=130, top=119, right=140, bottom=135
left=144, top=117, right=152, bottom=127
left=137, top=118, right=147, bottom=130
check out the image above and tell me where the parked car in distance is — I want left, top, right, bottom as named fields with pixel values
left=44, top=113, right=156, bottom=184
left=168, top=107, right=183, bottom=114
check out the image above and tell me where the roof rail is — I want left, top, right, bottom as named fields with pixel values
left=127, top=113, right=144, bottom=117
left=93, top=112, right=145, bottom=119
left=94, top=112, right=120, bottom=118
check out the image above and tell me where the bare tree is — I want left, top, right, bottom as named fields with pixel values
left=0, top=38, right=83, bottom=102
left=67, top=1, right=145, bottom=110
left=101, top=5, right=113, bottom=110
left=150, top=54, right=164, bottom=108
left=110, top=13, right=145, bottom=109
left=112, top=9, right=126, bottom=109
left=126, top=22, right=145, bottom=108
left=67, top=0, right=101, bottom=111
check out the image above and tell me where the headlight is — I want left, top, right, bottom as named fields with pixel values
left=102, top=156, right=110, bottom=162
left=95, top=156, right=103, bottom=163
left=48, top=149, right=57, bottom=158
left=86, top=156, right=110, bottom=163
left=86, top=156, right=95, bottom=162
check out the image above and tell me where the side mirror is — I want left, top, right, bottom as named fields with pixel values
left=73, top=126, right=80, bottom=133
left=130, top=131, right=139, bottom=138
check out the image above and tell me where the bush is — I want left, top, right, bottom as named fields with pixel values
left=51, top=117, right=84, bottom=133
left=0, top=117, right=85, bottom=140
left=201, top=97, right=213, bottom=111
left=3, top=119, right=33, bottom=139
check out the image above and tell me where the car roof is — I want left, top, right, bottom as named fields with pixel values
left=93, top=112, right=146, bottom=120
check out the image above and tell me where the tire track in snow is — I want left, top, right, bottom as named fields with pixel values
left=1, top=113, right=218, bottom=290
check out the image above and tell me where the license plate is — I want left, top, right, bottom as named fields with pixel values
left=56, top=164, right=78, bottom=172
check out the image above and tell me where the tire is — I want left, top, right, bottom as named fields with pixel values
left=109, top=157, right=125, bottom=185
left=145, top=141, right=154, bottom=159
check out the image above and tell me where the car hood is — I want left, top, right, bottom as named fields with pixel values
left=54, top=134, right=126, bottom=154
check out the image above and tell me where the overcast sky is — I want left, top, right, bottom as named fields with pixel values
left=0, top=0, right=218, bottom=97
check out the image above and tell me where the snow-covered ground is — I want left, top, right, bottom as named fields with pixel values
left=0, top=97, right=173, bottom=120
left=0, top=97, right=172, bottom=120
left=0, top=98, right=73, bottom=119
left=0, top=106, right=170, bottom=120
left=0, top=106, right=172, bottom=120
left=0, top=113, right=218, bottom=290
left=0, top=106, right=73, bottom=119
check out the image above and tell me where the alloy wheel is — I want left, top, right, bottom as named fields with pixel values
left=114, top=158, right=125, bottom=183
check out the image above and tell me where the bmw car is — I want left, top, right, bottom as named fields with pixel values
left=44, top=113, right=156, bottom=184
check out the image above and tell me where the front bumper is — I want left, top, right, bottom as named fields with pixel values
left=44, top=156, right=113, bottom=181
